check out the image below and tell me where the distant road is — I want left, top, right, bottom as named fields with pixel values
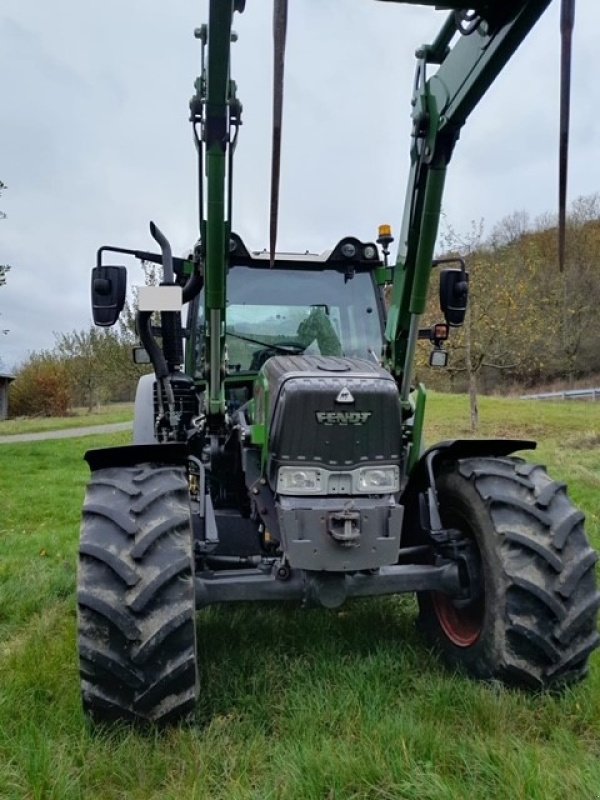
left=0, top=421, right=133, bottom=444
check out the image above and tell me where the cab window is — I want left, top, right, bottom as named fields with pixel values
left=194, top=265, right=383, bottom=375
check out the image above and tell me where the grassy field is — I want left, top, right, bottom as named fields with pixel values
left=0, top=395, right=599, bottom=799
left=0, top=403, right=134, bottom=436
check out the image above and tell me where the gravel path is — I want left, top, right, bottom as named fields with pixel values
left=0, top=421, right=133, bottom=444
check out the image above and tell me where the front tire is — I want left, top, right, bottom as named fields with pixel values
left=418, top=456, right=600, bottom=689
left=77, top=464, right=198, bottom=724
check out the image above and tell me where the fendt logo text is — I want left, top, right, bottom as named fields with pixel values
left=315, top=411, right=372, bottom=426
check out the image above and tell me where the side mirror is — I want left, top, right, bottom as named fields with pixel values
left=91, top=266, right=127, bottom=326
left=132, top=346, right=151, bottom=365
left=439, top=268, right=469, bottom=327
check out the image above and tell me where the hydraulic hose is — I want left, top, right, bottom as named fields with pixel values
left=137, top=310, right=168, bottom=380
left=182, top=268, right=204, bottom=304
left=137, top=310, right=176, bottom=436
left=161, top=310, right=183, bottom=371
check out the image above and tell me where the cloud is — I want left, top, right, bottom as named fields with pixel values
left=1, top=0, right=598, bottom=367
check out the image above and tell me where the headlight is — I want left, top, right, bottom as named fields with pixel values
left=276, top=465, right=399, bottom=495
left=277, top=467, right=323, bottom=495
left=357, top=466, right=399, bottom=493
left=363, top=244, right=378, bottom=260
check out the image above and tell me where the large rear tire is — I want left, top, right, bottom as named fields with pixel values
left=418, top=456, right=600, bottom=689
left=77, top=464, right=198, bottom=724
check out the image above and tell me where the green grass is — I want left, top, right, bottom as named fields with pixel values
left=0, top=403, right=133, bottom=436
left=0, top=396, right=599, bottom=799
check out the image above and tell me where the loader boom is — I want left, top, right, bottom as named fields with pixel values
left=381, top=1, right=552, bottom=402
left=195, top=1, right=555, bottom=422
left=192, top=0, right=240, bottom=418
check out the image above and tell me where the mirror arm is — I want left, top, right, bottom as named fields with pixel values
left=96, top=245, right=191, bottom=280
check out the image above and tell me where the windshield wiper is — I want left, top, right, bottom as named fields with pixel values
left=225, top=330, right=304, bottom=355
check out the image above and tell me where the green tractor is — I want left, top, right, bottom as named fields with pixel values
left=78, top=0, right=599, bottom=724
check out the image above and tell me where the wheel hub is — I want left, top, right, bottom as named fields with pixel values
left=432, top=591, right=484, bottom=647
left=432, top=535, right=484, bottom=648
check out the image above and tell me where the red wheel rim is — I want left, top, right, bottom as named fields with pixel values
left=432, top=592, right=484, bottom=648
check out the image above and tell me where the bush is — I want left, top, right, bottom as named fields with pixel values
left=9, top=356, right=72, bottom=417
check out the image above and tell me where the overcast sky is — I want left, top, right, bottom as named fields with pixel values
left=1, top=0, right=598, bottom=371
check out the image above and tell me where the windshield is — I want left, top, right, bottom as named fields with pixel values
left=193, top=265, right=383, bottom=374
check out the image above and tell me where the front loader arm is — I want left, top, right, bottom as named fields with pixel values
left=192, top=0, right=244, bottom=420
left=383, top=1, right=552, bottom=403
left=204, top=1, right=233, bottom=417
left=195, top=0, right=553, bottom=420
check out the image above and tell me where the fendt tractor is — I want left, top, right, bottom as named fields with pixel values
left=78, top=0, right=599, bottom=724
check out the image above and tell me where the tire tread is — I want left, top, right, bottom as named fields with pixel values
left=77, top=463, right=198, bottom=725
left=419, top=456, right=600, bottom=690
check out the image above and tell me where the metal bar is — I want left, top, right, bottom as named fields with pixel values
left=400, top=314, right=421, bottom=401
left=269, top=0, right=289, bottom=268
left=559, top=0, right=575, bottom=271
left=205, top=0, right=234, bottom=416
left=195, top=562, right=462, bottom=609
left=346, top=563, right=459, bottom=597
left=196, top=569, right=305, bottom=608
left=396, top=544, right=432, bottom=560
left=520, top=388, right=600, bottom=401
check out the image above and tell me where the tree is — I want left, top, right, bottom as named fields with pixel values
left=444, top=222, right=515, bottom=431
left=117, top=258, right=161, bottom=341
left=55, top=326, right=146, bottom=411
left=510, top=194, right=600, bottom=385
left=9, top=353, right=72, bottom=417
left=437, top=220, right=535, bottom=431
left=417, top=216, right=551, bottom=429
left=8, top=322, right=148, bottom=418
left=490, top=210, right=530, bottom=248
left=552, top=194, right=600, bottom=382
left=55, top=328, right=111, bottom=411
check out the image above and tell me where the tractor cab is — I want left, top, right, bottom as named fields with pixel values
left=188, top=234, right=388, bottom=409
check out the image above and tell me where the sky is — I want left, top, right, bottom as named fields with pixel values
left=0, top=0, right=598, bottom=371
